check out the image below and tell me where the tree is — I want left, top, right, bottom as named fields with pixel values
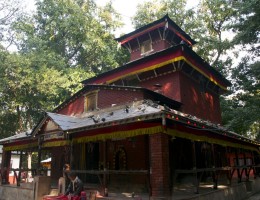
left=232, top=0, right=260, bottom=55
left=221, top=0, right=260, bottom=138
left=0, top=47, right=92, bottom=137
left=0, top=0, right=25, bottom=49
left=13, top=0, right=127, bottom=73
left=131, top=0, right=236, bottom=75
left=221, top=59, right=260, bottom=138
left=0, top=0, right=129, bottom=137
left=132, top=0, right=189, bottom=30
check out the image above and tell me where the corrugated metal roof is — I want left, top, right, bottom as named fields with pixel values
left=48, top=101, right=162, bottom=132
left=0, top=130, right=31, bottom=143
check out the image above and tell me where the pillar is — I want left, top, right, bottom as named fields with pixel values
left=149, top=133, right=170, bottom=199
left=28, top=152, right=32, bottom=181
left=1, top=150, right=11, bottom=184
left=17, top=150, right=23, bottom=186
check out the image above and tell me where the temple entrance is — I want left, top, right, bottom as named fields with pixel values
left=113, top=147, right=127, bottom=170
left=85, top=142, right=99, bottom=183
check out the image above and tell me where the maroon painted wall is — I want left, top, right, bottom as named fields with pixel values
left=141, top=71, right=222, bottom=123
left=97, top=89, right=144, bottom=109
left=140, top=72, right=181, bottom=102
left=58, top=89, right=145, bottom=115
left=130, top=38, right=171, bottom=61
left=99, top=135, right=148, bottom=185
left=179, top=72, right=222, bottom=124
left=105, top=135, right=148, bottom=171
left=58, top=96, right=85, bottom=116
left=57, top=71, right=222, bottom=124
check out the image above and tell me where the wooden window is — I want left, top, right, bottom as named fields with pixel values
left=141, top=40, right=153, bottom=55
left=85, top=91, right=98, bottom=112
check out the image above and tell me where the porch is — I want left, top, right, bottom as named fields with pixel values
left=0, top=176, right=260, bottom=200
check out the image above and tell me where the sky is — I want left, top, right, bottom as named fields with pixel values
left=23, top=0, right=198, bottom=37
left=96, top=0, right=198, bottom=37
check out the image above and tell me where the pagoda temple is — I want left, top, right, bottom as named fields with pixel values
left=0, top=15, right=260, bottom=200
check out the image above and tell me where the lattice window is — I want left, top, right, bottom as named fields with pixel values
left=141, top=40, right=153, bottom=55
left=85, top=91, right=98, bottom=112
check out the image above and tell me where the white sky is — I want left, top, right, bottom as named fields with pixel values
left=23, top=0, right=198, bottom=37
left=96, top=0, right=199, bottom=37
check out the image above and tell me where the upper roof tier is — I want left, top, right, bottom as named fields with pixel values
left=116, top=14, right=197, bottom=61
left=116, top=14, right=196, bottom=47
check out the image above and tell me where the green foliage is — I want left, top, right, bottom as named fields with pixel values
left=132, top=0, right=188, bottom=29
left=0, top=48, right=89, bottom=137
left=13, top=0, right=126, bottom=73
left=131, top=0, right=236, bottom=75
left=0, top=0, right=128, bottom=138
left=0, top=0, right=25, bottom=49
left=221, top=0, right=259, bottom=138
left=222, top=59, right=260, bottom=138
left=232, top=0, right=260, bottom=54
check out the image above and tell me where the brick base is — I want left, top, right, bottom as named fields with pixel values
left=149, top=133, right=170, bottom=198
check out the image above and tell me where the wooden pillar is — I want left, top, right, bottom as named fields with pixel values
left=225, top=147, right=232, bottom=185
left=243, top=151, right=248, bottom=181
left=149, top=133, right=170, bottom=199
left=191, top=141, right=197, bottom=169
left=103, top=140, right=108, bottom=196
left=1, top=150, right=11, bottom=184
left=191, top=141, right=199, bottom=194
left=37, top=149, right=42, bottom=175
left=251, top=151, right=257, bottom=178
left=17, top=151, right=23, bottom=186
left=37, top=136, right=43, bottom=176
left=235, top=149, right=241, bottom=182
left=70, top=140, right=74, bottom=168
left=211, top=144, right=218, bottom=189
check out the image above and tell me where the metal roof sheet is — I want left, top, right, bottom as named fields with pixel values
left=48, top=101, right=162, bottom=132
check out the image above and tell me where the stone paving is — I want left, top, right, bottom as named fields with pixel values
left=245, top=192, right=260, bottom=200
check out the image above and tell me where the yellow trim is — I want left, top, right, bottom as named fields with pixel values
left=166, top=129, right=259, bottom=153
left=42, top=140, right=70, bottom=148
left=73, top=125, right=164, bottom=143
left=183, top=58, right=226, bottom=90
left=3, top=142, right=38, bottom=151
left=106, top=56, right=227, bottom=90
left=107, top=57, right=184, bottom=84
left=72, top=125, right=257, bottom=152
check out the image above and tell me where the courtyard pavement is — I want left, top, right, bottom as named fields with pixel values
left=245, top=192, right=260, bottom=200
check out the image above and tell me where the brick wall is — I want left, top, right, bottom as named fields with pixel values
left=149, top=133, right=170, bottom=198
left=97, top=89, right=144, bottom=109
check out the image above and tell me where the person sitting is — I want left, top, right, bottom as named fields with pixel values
left=65, top=171, right=84, bottom=197
left=58, top=164, right=71, bottom=195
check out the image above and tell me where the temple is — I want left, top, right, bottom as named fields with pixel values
left=0, top=15, right=260, bottom=200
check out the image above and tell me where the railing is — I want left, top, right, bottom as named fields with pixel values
left=174, top=165, right=260, bottom=194
left=0, top=168, right=50, bottom=186
left=71, top=169, right=150, bottom=194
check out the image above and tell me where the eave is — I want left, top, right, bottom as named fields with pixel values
left=116, top=14, right=196, bottom=46
left=81, top=45, right=231, bottom=90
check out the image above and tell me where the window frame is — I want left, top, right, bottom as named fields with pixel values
left=84, top=90, right=98, bottom=112
left=141, top=39, right=153, bottom=56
